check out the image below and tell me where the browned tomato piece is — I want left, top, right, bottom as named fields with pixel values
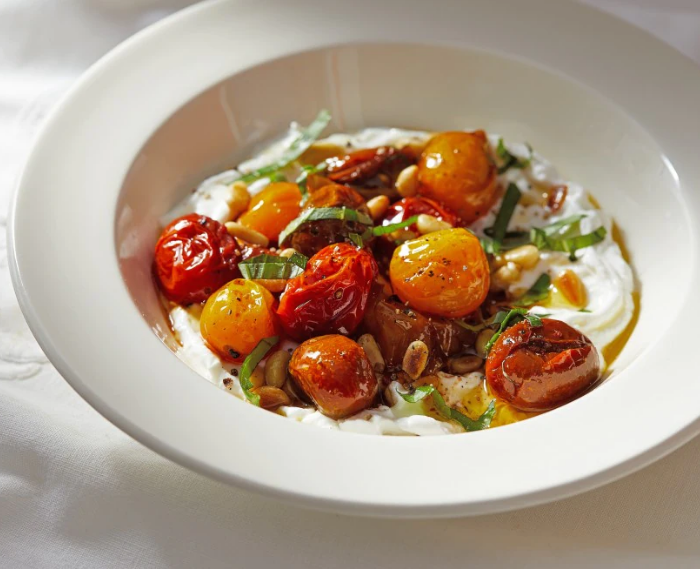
left=326, top=146, right=414, bottom=189
left=289, top=335, right=378, bottom=419
left=485, top=318, right=601, bottom=411
left=282, top=183, right=370, bottom=256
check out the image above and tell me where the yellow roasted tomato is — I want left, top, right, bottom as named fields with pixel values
left=389, top=228, right=489, bottom=318
left=200, top=279, right=278, bottom=362
left=417, top=131, right=498, bottom=224
left=238, top=182, right=302, bottom=242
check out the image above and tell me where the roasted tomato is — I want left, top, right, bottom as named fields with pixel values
left=363, top=294, right=475, bottom=374
left=485, top=318, right=601, bottom=411
left=277, top=243, right=378, bottom=340
left=200, top=279, right=278, bottom=362
left=237, top=182, right=302, bottom=242
left=281, top=183, right=369, bottom=256
left=417, top=131, right=498, bottom=224
left=326, top=146, right=414, bottom=189
left=153, top=214, right=241, bottom=304
left=381, top=196, right=460, bottom=230
left=389, top=228, right=489, bottom=318
left=289, top=334, right=378, bottom=419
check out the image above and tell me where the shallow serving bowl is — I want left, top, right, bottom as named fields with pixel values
left=8, top=0, right=700, bottom=517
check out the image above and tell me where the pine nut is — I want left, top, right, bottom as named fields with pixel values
left=251, top=386, right=291, bottom=409
left=504, top=244, right=540, bottom=269
left=229, top=181, right=251, bottom=220
left=278, top=248, right=298, bottom=258
left=554, top=269, right=587, bottom=308
left=265, top=350, right=291, bottom=388
left=448, top=355, right=484, bottom=375
left=249, top=365, right=266, bottom=388
left=416, top=214, right=452, bottom=235
left=395, top=164, right=419, bottom=197
left=391, top=229, right=417, bottom=243
left=476, top=329, right=494, bottom=358
left=491, top=262, right=521, bottom=289
left=402, top=340, right=429, bottom=380
left=225, top=221, right=269, bottom=247
left=367, top=195, right=390, bottom=221
left=357, top=334, right=385, bottom=373
left=252, top=279, right=287, bottom=293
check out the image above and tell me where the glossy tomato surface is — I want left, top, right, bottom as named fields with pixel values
left=277, top=243, right=378, bottom=340
left=417, top=130, right=498, bottom=224
left=326, top=146, right=414, bottom=188
left=153, top=214, right=241, bottom=304
left=200, top=279, right=278, bottom=362
left=381, top=196, right=460, bottom=230
left=389, top=228, right=489, bottom=318
left=238, top=182, right=302, bottom=242
left=485, top=318, right=601, bottom=411
left=289, top=334, right=378, bottom=419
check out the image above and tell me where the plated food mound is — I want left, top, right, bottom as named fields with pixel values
left=154, top=110, right=636, bottom=436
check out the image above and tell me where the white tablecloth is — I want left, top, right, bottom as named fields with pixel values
left=2, top=1, right=700, bottom=567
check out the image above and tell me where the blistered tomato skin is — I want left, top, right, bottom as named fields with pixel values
left=417, top=131, right=498, bottom=224
left=381, top=196, right=460, bottom=230
left=277, top=243, right=379, bottom=341
left=289, top=335, right=378, bottom=419
left=153, top=214, right=241, bottom=304
left=326, top=146, right=414, bottom=188
left=238, top=182, right=302, bottom=242
left=200, top=279, right=278, bottom=362
left=485, top=318, right=601, bottom=412
left=389, top=228, right=489, bottom=318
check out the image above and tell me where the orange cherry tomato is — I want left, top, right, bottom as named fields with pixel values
left=417, top=131, right=498, bottom=224
left=389, top=228, right=489, bottom=318
left=153, top=214, right=241, bottom=304
left=238, top=182, right=302, bottom=242
left=200, top=279, right=278, bottom=362
left=289, top=334, right=378, bottom=419
left=485, top=318, right=601, bottom=411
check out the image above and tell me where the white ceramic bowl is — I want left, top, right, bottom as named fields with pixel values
left=8, top=0, right=700, bottom=517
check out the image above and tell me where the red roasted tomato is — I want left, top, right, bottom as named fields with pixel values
left=277, top=243, right=379, bottom=340
left=153, top=214, right=241, bottom=304
left=381, top=196, right=460, bottom=230
left=485, top=318, right=601, bottom=412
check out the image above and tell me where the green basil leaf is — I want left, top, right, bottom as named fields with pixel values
left=238, top=253, right=308, bottom=280
left=450, top=400, right=497, bottom=432
left=278, top=207, right=373, bottom=246
left=430, top=389, right=453, bottom=420
left=348, top=232, right=364, bottom=248
left=267, top=172, right=287, bottom=183
left=540, top=214, right=586, bottom=237
left=514, top=273, right=551, bottom=307
left=496, top=138, right=533, bottom=174
left=400, top=386, right=496, bottom=432
left=239, top=336, right=279, bottom=406
left=488, top=183, right=521, bottom=253
left=373, top=215, right=419, bottom=236
left=296, top=161, right=328, bottom=202
left=524, top=314, right=544, bottom=327
left=484, top=308, right=530, bottom=353
left=578, top=308, right=592, bottom=313
left=239, top=109, right=331, bottom=183
left=398, top=385, right=436, bottom=403
left=531, top=225, right=607, bottom=261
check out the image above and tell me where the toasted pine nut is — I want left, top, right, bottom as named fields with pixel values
left=504, top=244, right=540, bottom=269
left=554, top=269, right=587, bottom=308
left=229, top=181, right=251, bottom=219
left=251, top=386, right=291, bottom=409
left=402, top=340, right=429, bottom=380
left=476, top=329, right=494, bottom=358
left=252, top=279, right=287, bottom=293
left=249, top=365, right=266, bottom=388
left=367, top=195, right=390, bottom=221
left=265, top=350, right=291, bottom=388
left=391, top=229, right=417, bottom=242
left=225, top=221, right=269, bottom=247
left=491, top=262, right=521, bottom=290
left=278, top=248, right=298, bottom=258
left=448, top=355, right=484, bottom=375
left=395, top=164, right=419, bottom=197
left=358, top=334, right=385, bottom=373
left=416, top=214, right=452, bottom=235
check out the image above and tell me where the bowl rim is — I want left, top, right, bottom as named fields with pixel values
left=9, top=0, right=700, bottom=517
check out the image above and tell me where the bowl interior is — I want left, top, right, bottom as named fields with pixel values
left=117, top=43, right=688, bottom=395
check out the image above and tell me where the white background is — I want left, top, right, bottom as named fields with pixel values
left=2, top=1, right=700, bottom=567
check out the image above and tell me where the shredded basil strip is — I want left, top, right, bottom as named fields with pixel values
left=267, top=172, right=287, bottom=183
left=483, top=308, right=530, bottom=354
left=278, top=207, right=373, bottom=245
left=399, top=386, right=496, bottom=432
left=238, top=109, right=331, bottom=183
left=488, top=183, right=521, bottom=253
left=239, top=336, right=279, bottom=406
left=531, top=225, right=607, bottom=261
left=579, top=308, right=592, bottom=313
left=238, top=253, right=308, bottom=280
left=348, top=232, right=364, bottom=248
left=496, top=138, right=533, bottom=174
left=373, top=215, right=419, bottom=237
left=515, top=273, right=551, bottom=307
left=296, top=161, right=328, bottom=201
